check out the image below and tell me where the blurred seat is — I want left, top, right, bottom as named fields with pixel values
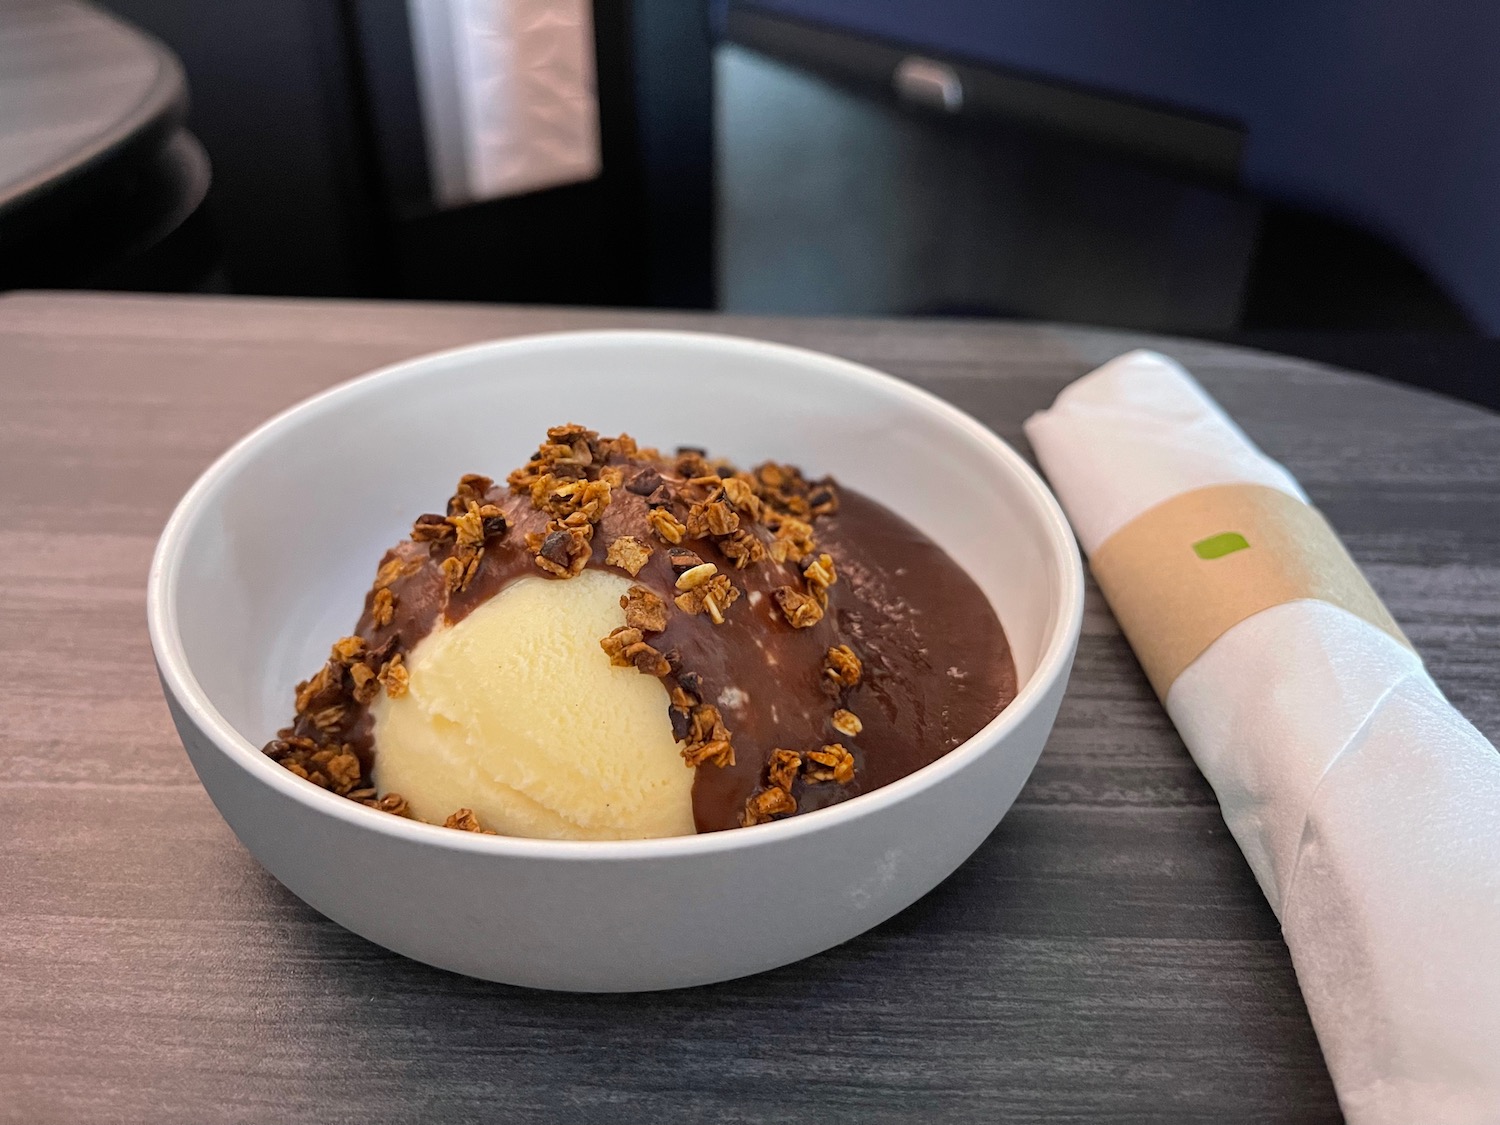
left=0, top=0, right=215, bottom=291
left=725, top=1, right=1490, bottom=334
left=91, top=0, right=713, bottom=307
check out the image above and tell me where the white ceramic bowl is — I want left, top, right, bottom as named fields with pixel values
left=148, top=330, right=1082, bottom=991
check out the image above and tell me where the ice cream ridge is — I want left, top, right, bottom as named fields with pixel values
left=264, top=426, right=1017, bottom=838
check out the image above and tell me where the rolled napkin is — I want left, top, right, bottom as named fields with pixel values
left=1025, top=350, right=1500, bottom=1125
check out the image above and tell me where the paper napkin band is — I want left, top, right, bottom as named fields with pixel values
left=1090, top=483, right=1411, bottom=699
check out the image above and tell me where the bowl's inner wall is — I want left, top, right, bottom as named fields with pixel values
left=170, top=335, right=1067, bottom=747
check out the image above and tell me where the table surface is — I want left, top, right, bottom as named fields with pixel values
left=2, top=292, right=1497, bottom=1125
left=0, top=0, right=183, bottom=218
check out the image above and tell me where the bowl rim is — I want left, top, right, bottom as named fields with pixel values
left=147, top=328, right=1083, bottom=860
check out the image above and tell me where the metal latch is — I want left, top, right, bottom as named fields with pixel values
left=893, top=56, right=964, bottom=112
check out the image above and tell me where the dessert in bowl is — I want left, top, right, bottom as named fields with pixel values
left=147, top=330, right=1083, bottom=991
left=269, top=425, right=1018, bottom=840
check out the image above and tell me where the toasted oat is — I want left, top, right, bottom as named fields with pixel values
left=682, top=739, right=734, bottom=768
left=265, top=734, right=301, bottom=758
left=527, top=472, right=559, bottom=510
left=372, top=586, right=396, bottom=627
left=831, top=708, right=863, bottom=737
left=349, top=661, right=380, bottom=705
left=670, top=683, right=699, bottom=713
left=373, top=553, right=423, bottom=591
left=527, top=521, right=593, bottom=577
left=772, top=586, right=823, bottom=628
left=440, top=552, right=481, bottom=592
left=647, top=507, right=687, bottom=544
left=630, top=644, right=673, bottom=678
left=719, top=476, right=763, bottom=519
left=718, top=528, right=767, bottom=569
left=675, top=448, right=710, bottom=478
left=801, top=552, right=837, bottom=594
left=443, top=808, right=496, bottom=834
left=448, top=473, right=494, bottom=515
left=600, top=626, right=645, bottom=666
left=688, top=703, right=726, bottom=743
left=294, top=661, right=341, bottom=715
left=378, top=653, right=409, bottom=698
left=540, top=444, right=587, bottom=470
left=765, top=512, right=817, bottom=563
left=605, top=535, right=653, bottom=577
left=575, top=479, right=613, bottom=522
left=548, top=423, right=599, bottom=462
left=675, top=562, right=718, bottom=590
left=805, top=743, right=856, bottom=784
left=740, top=786, right=797, bottom=826
left=364, top=792, right=411, bottom=817
left=326, top=750, right=362, bottom=794
left=330, top=636, right=366, bottom=664
left=264, top=735, right=364, bottom=795
left=768, top=748, right=802, bottom=793
left=680, top=703, right=735, bottom=768
left=449, top=501, right=487, bottom=549
left=752, top=462, right=838, bottom=523
left=755, top=462, right=789, bottom=490
left=675, top=572, right=739, bottom=623
left=600, top=625, right=671, bottom=677
left=264, top=732, right=314, bottom=761
left=411, top=512, right=455, bottom=542
left=621, top=585, right=669, bottom=632
left=533, top=475, right=612, bottom=523
left=507, top=427, right=598, bottom=493
left=823, top=644, right=862, bottom=691
left=754, top=462, right=810, bottom=518
left=309, top=704, right=345, bottom=733
left=447, top=501, right=507, bottom=546
left=686, top=497, right=740, bottom=539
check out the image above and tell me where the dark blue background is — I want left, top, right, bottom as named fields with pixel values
left=732, top=1, right=1500, bottom=333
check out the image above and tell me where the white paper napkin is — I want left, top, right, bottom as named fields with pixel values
left=1025, top=350, right=1500, bottom=1125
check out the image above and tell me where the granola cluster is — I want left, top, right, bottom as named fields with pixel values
left=601, top=583, right=674, bottom=677
left=576, top=432, right=858, bottom=809
left=262, top=469, right=518, bottom=823
left=263, top=632, right=405, bottom=806
left=671, top=674, right=736, bottom=769
left=740, top=644, right=865, bottom=826
left=408, top=474, right=511, bottom=593
left=510, top=425, right=634, bottom=579
left=599, top=581, right=737, bottom=770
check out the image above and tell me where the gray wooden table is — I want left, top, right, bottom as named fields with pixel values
left=2, top=292, right=1497, bottom=1125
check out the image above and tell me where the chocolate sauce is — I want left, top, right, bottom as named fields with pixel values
left=329, top=454, right=1015, bottom=833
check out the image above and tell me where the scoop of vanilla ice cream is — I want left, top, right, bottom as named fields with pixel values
left=371, top=568, right=695, bottom=839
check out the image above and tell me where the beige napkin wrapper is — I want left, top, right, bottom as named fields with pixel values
left=1090, top=483, right=1411, bottom=699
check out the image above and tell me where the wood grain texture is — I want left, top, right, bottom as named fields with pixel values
left=1, top=292, right=1496, bottom=1125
